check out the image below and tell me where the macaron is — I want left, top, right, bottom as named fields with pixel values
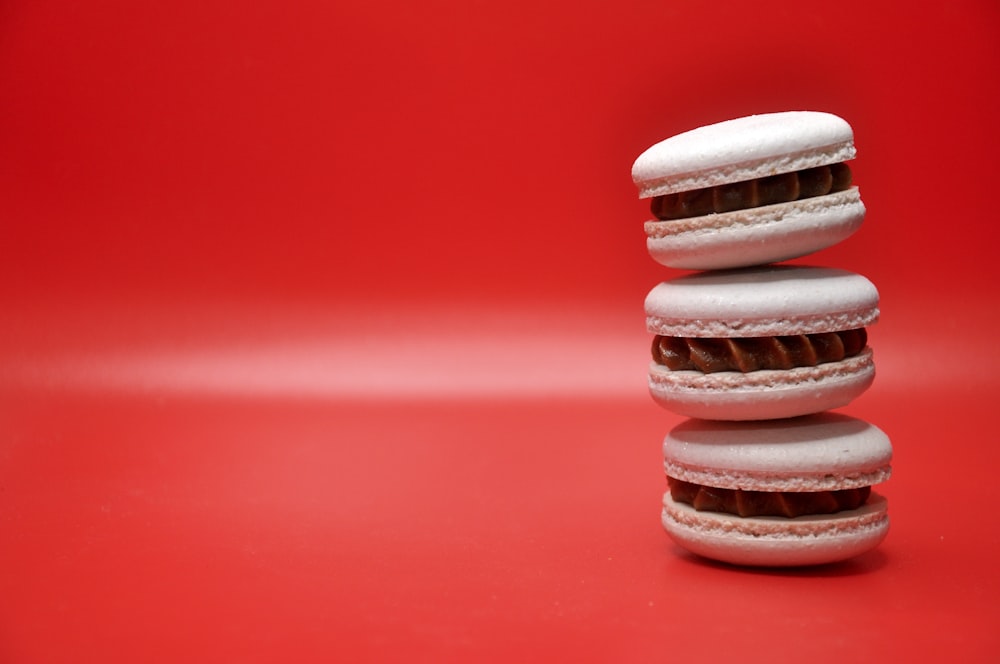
left=661, top=413, right=892, bottom=567
left=646, top=264, right=878, bottom=421
left=632, top=111, right=865, bottom=270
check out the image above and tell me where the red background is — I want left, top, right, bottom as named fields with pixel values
left=1, top=1, right=999, bottom=662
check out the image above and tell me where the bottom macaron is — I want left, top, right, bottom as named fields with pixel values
left=660, top=413, right=892, bottom=567
left=662, top=492, right=889, bottom=567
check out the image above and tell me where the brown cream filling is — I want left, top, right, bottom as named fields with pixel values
left=652, top=329, right=866, bottom=373
left=668, top=477, right=871, bottom=518
left=651, top=163, right=852, bottom=221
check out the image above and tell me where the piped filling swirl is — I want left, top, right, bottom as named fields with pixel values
left=652, top=329, right=866, bottom=373
left=668, top=477, right=871, bottom=518
left=651, top=162, right=852, bottom=221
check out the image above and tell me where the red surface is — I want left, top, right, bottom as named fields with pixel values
left=2, top=1, right=999, bottom=661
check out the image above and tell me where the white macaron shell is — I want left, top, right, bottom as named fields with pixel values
left=632, top=111, right=856, bottom=199
left=644, top=188, right=865, bottom=271
left=661, top=493, right=889, bottom=567
left=645, top=265, right=879, bottom=338
left=662, top=413, right=892, bottom=491
left=648, top=350, right=875, bottom=421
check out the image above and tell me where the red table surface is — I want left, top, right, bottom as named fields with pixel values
left=2, top=1, right=999, bottom=662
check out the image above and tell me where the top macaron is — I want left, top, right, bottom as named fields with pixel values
left=632, top=111, right=865, bottom=271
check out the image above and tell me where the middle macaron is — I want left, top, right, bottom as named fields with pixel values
left=645, top=265, right=879, bottom=421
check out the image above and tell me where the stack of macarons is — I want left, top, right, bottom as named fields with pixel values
left=631, top=112, right=892, bottom=566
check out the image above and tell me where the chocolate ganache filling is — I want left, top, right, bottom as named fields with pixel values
left=668, top=477, right=871, bottom=518
left=651, top=162, right=852, bottom=221
left=652, top=329, right=866, bottom=373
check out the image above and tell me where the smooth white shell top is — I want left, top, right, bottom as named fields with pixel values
left=663, top=413, right=893, bottom=491
left=645, top=265, right=879, bottom=337
left=632, top=111, right=856, bottom=198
